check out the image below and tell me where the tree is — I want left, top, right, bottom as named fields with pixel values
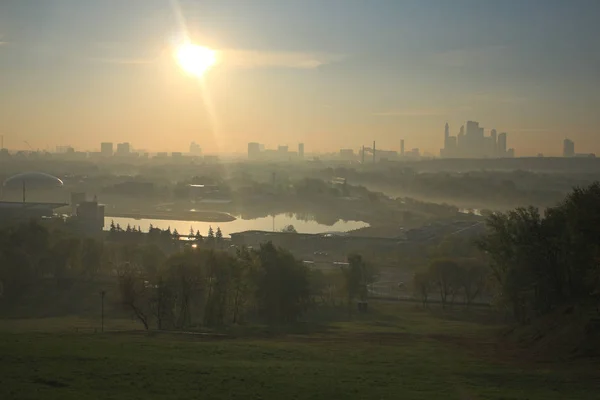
left=478, top=206, right=547, bottom=321
left=458, top=259, right=489, bottom=307
left=207, top=226, right=215, bottom=244
left=341, top=254, right=376, bottom=316
left=252, top=242, right=310, bottom=324
left=281, top=225, right=297, bottom=233
left=117, top=264, right=151, bottom=330
left=215, top=227, right=223, bottom=242
left=45, top=236, right=82, bottom=287
left=195, top=230, right=203, bottom=243
left=428, top=259, right=461, bottom=309
left=138, top=244, right=166, bottom=279
left=152, top=275, right=173, bottom=330
left=231, top=247, right=254, bottom=324
left=0, top=221, right=49, bottom=297
left=203, top=250, right=232, bottom=327
left=162, top=250, right=206, bottom=329
left=413, top=268, right=432, bottom=308
left=307, top=269, right=339, bottom=306
left=478, top=183, right=600, bottom=322
left=81, top=238, right=104, bottom=278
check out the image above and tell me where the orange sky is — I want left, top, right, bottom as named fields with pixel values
left=2, top=1, right=600, bottom=157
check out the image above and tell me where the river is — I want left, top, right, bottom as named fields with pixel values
left=105, top=213, right=369, bottom=237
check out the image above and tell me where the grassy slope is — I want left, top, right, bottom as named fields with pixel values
left=1, top=303, right=599, bottom=400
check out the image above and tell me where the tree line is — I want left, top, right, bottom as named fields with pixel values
left=109, top=221, right=223, bottom=239
left=413, top=257, right=489, bottom=308
left=0, top=220, right=376, bottom=329
left=117, top=245, right=376, bottom=329
left=412, top=183, right=600, bottom=321
left=478, top=182, right=600, bottom=323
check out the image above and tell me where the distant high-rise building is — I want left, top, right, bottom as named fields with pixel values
left=490, top=129, right=497, bottom=156
left=116, top=142, right=130, bottom=155
left=465, top=121, right=479, bottom=136
left=278, top=145, right=288, bottom=154
left=563, top=139, right=575, bottom=157
left=490, top=129, right=497, bottom=142
left=463, top=121, right=481, bottom=157
left=483, top=136, right=494, bottom=157
left=248, top=142, right=260, bottom=159
left=441, top=123, right=461, bottom=158
left=298, top=143, right=304, bottom=158
left=457, top=130, right=465, bottom=149
left=444, top=123, right=450, bottom=147
left=189, top=142, right=202, bottom=155
left=506, top=148, right=515, bottom=158
left=497, top=133, right=507, bottom=156
left=101, top=142, right=113, bottom=156
left=400, top=140, right=405, bottom=156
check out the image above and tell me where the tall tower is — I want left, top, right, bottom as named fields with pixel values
left=491, top=129, right=497, bottom=157
left=372, top=141, right=376, bottom=163
left=444, top=122, right=450, bottom=151
left=497, top=132, right=507, bottom=156
left=400, top=140, right=405, bottom=157
left=298, top=143, right=304, bottom=158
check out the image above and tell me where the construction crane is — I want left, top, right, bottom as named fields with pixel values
left=23, top=141, right=33, bottom=151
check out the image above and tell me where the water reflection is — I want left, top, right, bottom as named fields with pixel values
left=105, top=213, right=369, bottom=237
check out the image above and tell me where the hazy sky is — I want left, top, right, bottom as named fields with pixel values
left=2, top=0, right=600, bottom=155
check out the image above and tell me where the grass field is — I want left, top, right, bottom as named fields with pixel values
left=1, top=302, right=599, bottom=400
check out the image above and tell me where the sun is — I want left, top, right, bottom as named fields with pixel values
left=175, top=43, right=216, bottom=77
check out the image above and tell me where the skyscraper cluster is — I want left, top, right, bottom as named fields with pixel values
left=441, top=121, right=514, bottom=158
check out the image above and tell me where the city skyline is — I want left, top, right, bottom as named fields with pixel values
left=0, top=130, right=579, bottom=160
left=441, top=121, right=514, bottom=159
left=2, top=1, right=600, bottom=156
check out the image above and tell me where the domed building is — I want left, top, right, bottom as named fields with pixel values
left=3, top=172, right=64, bottom=189
left=2, top=171, right=65, bottom=204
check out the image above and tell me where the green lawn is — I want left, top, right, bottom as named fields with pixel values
left=1, top=303, right=598, bottom=400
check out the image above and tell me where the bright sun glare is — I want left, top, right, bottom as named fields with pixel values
left=176, top=43, right=216, bottom=77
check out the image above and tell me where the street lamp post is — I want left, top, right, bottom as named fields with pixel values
left=100, top=290, right=106, bottom=332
